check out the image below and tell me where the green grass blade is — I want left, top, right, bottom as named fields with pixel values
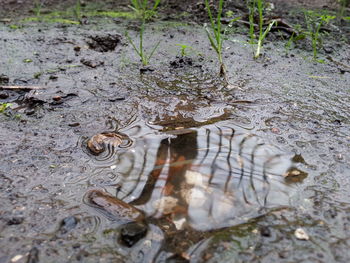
left=261, top=19, right=276, bottom=39
left=216, top=0, right=224, bottom=41
left=205, top=0, right=218, bottom=41
left=205, top=26, right=219, bottom=54
left=147, top=40, right=161, bottom=61
left=126, top=32, right=142, bottom=57
left=152, top=0, right=161, bottom=11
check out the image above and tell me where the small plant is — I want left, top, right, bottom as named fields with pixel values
left=304, top=10, right=335, bottom=61
left=284, top=32, right=295, bottom=53
left=126, top=29, right=160, bottom=66
left=204, top=0, right=225, bottom=76
left=284, top=24, right=305, bottom=53
left=33, top=0, right=43, bottom=18
left=255, top=0, right=276, bottom=58
left=247, top=0, right=256, bottom=44
left=73, top=0, right=82, bottom=22
left=204, top=0, right=240, bottom=80
left=338, top=0, right=350, bottom=20
left=247, top=0, right=276, bottom=58
left=176, top=44, right=193, bottom=57
left=129, top=0, right=160, bottom=20
left=126, top=0, right=161, bottom=66
left=0, top=103, right=12, bottom=114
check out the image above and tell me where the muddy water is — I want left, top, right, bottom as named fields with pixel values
left=0, top=9, right=349, bottom=263
left=79, top=116, right=306, bottom=260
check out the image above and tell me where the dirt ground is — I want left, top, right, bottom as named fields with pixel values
left=1, top=0, right=350, bottom=262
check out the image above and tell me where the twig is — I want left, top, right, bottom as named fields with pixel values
left=327, top=56, right=350, bottom=72
left=0, top=86, right=45, bottom=90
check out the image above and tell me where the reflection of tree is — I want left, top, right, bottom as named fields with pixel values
left=129, top=131, right=198, bottom=219
left=89, top=122, right=293, bottom=231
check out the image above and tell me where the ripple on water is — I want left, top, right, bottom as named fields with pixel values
left=83, top=118, right=305, bottom=231
left=82, top=132, right=134, bottom=166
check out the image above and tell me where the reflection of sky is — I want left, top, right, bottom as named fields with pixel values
left=88, top=120, right=295, bottom=231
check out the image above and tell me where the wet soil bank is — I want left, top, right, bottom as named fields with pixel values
left=1, top=0, right=350, bottom=262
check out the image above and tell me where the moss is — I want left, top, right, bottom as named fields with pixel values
left=86, top=11, right=137, bottom=19
left=153, top=21, right=190, bottom=30
left=8, top=24, right=21, bottom=29
left=22, top=16, right=80, bottom=24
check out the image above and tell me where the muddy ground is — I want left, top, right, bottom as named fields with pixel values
left=1, top=0, right=350, bottom=262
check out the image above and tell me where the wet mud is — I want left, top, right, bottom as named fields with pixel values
left=1, top=0, right=350, bottom=262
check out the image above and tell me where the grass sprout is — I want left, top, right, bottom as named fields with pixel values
left=33, top=0, right=44, bottom=18
left=247, top=0, right=276, bottom=58
left=129, top=0, right=160, bottom=20
left=204, top=0, right=240, bottom=81
left=247, top=0, right=256, bottom=44
left=126, top=0, right=161, bottom=66
left=338, top=0, right=349, bottom=20
left=176, top=44, right=193, bottom=57
left=304, top=10, right=335, bottom=61
left=73, top=0, right=82, bottom=22
left=126, top=29, right=161, bottom=66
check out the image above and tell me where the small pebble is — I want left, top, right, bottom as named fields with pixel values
left=11, top=255, right=23, bottom=262
left=271, top=127, right=280, bottom=134
left=25, top=108, right=35, bottom=116
left=7, top=217, right=24, bottom=225
left=59, top=216, right=78, bottom=234
left=260, top=226, right=271, bottom=237
left=294, top=228, right=309, bottom=240
left=27, top=247, right=39, bottom=263
left=52, top=96, right=61, bottom=102
left=0, top=92, right=9, bottom=99
left=119, top=221, right=148, bottom=247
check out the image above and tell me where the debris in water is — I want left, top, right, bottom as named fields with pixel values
left=283, top=168, right=308, bottom=183
left=294, top=228, right=309, bottom=240
left=153, top=196, right=178, bottom=215
left=119, top=221, right=148, bottom=247
left=87, top=133, right=123, bottom=154
left=173, top=217, right=186, bottom=230
left=84, top=190, right=145, bottom=223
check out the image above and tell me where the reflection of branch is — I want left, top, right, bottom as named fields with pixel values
left=199, top=129, right=211, bottom=165
left=250, top=143, right=265, bottom=206
left=129, top=140, right=169, bottom=206
left=208, top=127, right=223, bottom=185
left=121, top=148, right=149, bottom=201
left=224, top=128, right=235, bottom=192
left=237, top=134, right=252, bottom=204
left=262, top=154, right=283, bottom=206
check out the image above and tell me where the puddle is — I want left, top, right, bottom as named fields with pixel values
left=1, top=3, right=348, bottom=261
left=83, top=117, right=304, bottom=259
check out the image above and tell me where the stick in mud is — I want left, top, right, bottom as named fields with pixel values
left=0, top=86, right=45, bottom=90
